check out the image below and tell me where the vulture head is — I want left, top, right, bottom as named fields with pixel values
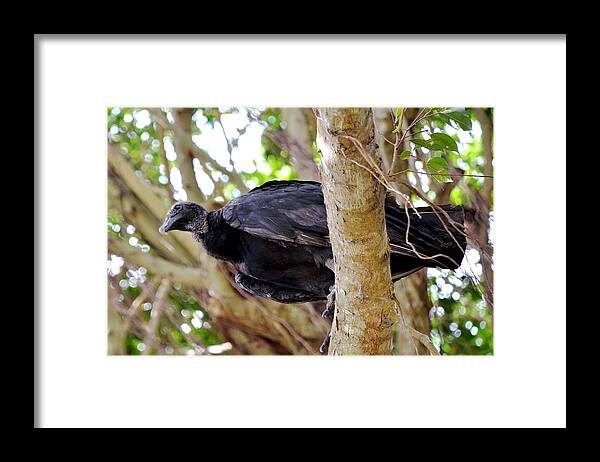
left=159, top=201, right=208, bottom=235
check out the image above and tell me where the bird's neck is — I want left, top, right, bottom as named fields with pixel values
left=194, top=211, right=240, bottom=264
left=189, top=211, right=209, bottom=238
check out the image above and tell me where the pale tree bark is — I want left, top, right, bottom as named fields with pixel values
left=315, top=108, right=397, bottom=355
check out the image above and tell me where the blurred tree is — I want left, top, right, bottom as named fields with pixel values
left=107, top=106, right=493, bottom=355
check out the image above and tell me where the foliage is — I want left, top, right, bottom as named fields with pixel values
left=389, top=107, right=494, bottom=354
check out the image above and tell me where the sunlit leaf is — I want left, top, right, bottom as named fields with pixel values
left=427, top=156, right=447, bottom=171
left=430, top=133, right=459, bottom=152
left=427, top=157, right=451, bottom=183
left=436, top=113, right=452, bottom=126
left=410, top=138, right=434, bottom=149
left=447, top=111, right=472, bottom=131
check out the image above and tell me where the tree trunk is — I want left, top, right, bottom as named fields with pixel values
left=472, top=108, right=494, bottom=311
left=393, top=269, right=431, bottom=355
left=315, top=108, right=397, bottom=355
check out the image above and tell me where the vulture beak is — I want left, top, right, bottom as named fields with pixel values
left=159, top=213, right=178, bottom=234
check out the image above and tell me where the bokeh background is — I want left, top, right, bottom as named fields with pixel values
left=107, top=107, right=494, bottom=355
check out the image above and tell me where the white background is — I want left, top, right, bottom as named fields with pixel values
left=37, top=36, right=566, bottom=428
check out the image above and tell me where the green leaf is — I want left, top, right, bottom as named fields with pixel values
left=399, top=150, right=412, bottom=160
left=410, top=138, right=434, bottom=149
left=427, top=156, right=448, bottom=173
left=437, top=113, right=452, bottom=126
left=447, top=111, right=472, bottom=131
left=427, top=157, right=451, bottom=183
left=430, top=133, right=459, bottom=152
left=410, top=137, right=448, bottom=153
left=433, top=173, right=452, bottom=183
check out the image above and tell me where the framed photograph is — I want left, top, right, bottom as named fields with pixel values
left=35, top=35, right=566, bottom=428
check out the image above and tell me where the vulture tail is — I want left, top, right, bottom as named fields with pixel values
left=384, top=200, right=467, bottom=270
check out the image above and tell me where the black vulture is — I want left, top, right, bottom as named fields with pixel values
left=159, top=180, right=467, bottom=351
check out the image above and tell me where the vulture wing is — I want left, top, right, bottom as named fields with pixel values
left=221, top=180, right=331, bottom=247
left=221, top=180, right=466, bottom=269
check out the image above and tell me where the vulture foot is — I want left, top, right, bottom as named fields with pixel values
left=321, top=287, right=336, bottom=321
left=319, top=331, right=331, bottom=355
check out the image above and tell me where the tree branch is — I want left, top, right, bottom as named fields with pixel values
left=156, top=122, right=176, bottom=199
left=150, top=108, right=248, bottom=195
left=171, top=108, right=207, bottom=204
left=108, top=176, right=195, bottom=265
left=108, top=143, right=169, bottom=218
left=108, top=142, right=201, bottom=260
left=108, top=236, right=207, bottom=288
